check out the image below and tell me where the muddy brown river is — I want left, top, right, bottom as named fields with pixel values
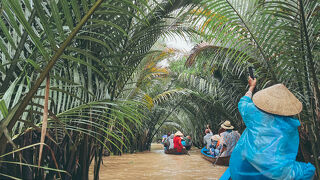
left=89, top=144, right=227, bottom=179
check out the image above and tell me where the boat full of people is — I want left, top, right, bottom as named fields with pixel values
left=200, top=147, right=230, bottom=166
left=162, top=131, right=192, bottom=155
left=201, top=121, right=240, bottom=166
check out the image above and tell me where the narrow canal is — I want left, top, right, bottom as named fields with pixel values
left=89, top=144, right=227, bottom=179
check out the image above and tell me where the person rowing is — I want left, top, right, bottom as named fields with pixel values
left=229, top=77, right=315, bottom=179
left=219, top=121, right=240, bottom=158
left=173, top=131, right=185, bottom=153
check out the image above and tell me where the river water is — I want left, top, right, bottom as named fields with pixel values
left=89, top=144, right=227, bottom=180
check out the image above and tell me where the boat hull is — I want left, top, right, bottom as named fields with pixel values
left=164, top=148, right=188, bottom=155
left=201, top=147, right=230, bottom=166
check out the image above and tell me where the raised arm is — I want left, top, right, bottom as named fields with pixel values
left=238, top=77, right=257, bottom=126
left=244, top=76, right=257, bottom=98
left=206, top=124, right=212, bottom=133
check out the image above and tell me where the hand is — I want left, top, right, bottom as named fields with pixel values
left=248, top=76, right=257, bottom=92
left=206, top=124, right=210, bottom=129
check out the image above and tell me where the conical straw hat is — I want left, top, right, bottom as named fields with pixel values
left=175, top=131, right=183, bottom=136
left=252, top=84, right=302, bottom=116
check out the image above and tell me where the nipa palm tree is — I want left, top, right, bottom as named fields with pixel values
left=0, top=0, right=197, bottom=179
left=182, top=0, right=320, bottom=175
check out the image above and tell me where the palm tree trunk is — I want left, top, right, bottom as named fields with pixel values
left=298, top=0, right=320, bottom=109
left=94, top=79, right=118, bottom=180
left=298, top=1, right=320, bottom=175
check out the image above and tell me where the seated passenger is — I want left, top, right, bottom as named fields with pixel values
left=166, top=134, right=174, bottom=149
left=184, top=136, right=192, bottom=150
left=219, top=120, right=240, bottom=157
left=218, top=127, right=225, bottom=136
left=203, top=125, right=213, bottom=149
left=163, top=133, right=171, bottom=150
left=209, top=135, right=222, bottom=157
left=173, top=131, right=184, bottom=152
left=181, top=138, right=186, bottom=147
left=161, top=135, right=167, bottom=144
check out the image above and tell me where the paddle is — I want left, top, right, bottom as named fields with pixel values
left=213, top=154, right=221, bottom=166
left=183, top=147, right=190, bottom=156
left=186, top=150, right=190, bottom=156
left=213, top=143, right=226, bottom=166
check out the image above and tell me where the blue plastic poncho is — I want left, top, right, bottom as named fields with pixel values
left=230, top=96, right=315, bottom=179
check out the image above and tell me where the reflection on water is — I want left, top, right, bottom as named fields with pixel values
left=89, top=144, right=227, bottom=180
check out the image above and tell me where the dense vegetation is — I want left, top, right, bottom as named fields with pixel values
left=0, top=0, right=319, bottom=179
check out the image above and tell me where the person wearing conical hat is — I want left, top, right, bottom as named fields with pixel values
left=173, top=131, right=184, bottom=153
left=229, top=77, right=315, bottom=179
left=219, top=121, right=240, bottom=158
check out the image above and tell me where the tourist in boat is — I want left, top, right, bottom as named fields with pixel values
left=218, top=127, right=225, bottom=136
left=181, top=138, right=186, bottom=147
left=209, top=135, right=221, bottom=157
left=168, top=133, right=174, bottom=149
left=203, top=125, right=213, bottom=149
left=219, top=121, right=240, bottom=157
left=173, top=131, right=184, bottom=153
left=184, top=136, right=192, bottom=150
left=161, top=134, right=167, bottom=144
left=161, top=134, right=167, bottom=145
left=229, top=77, right=315, bottom=179
left=163, top=132, right=171, bottom=150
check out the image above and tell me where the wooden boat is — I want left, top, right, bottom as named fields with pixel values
left=201, top=147, right=230, bottom=166
left=164, top=148, right=188, bottom=155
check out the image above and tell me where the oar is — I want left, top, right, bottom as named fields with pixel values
left=213, top=154, right=221, bottom=166
left=184, top=148, right=190, bottom=156
left=214, top=144, right=227, bottom=166
left=213, top=148, right=224, bottom=166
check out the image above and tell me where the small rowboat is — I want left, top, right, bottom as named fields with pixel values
left=164, top=148, right=188, bottom=155
left=201, top=147, right=230, bottom=166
